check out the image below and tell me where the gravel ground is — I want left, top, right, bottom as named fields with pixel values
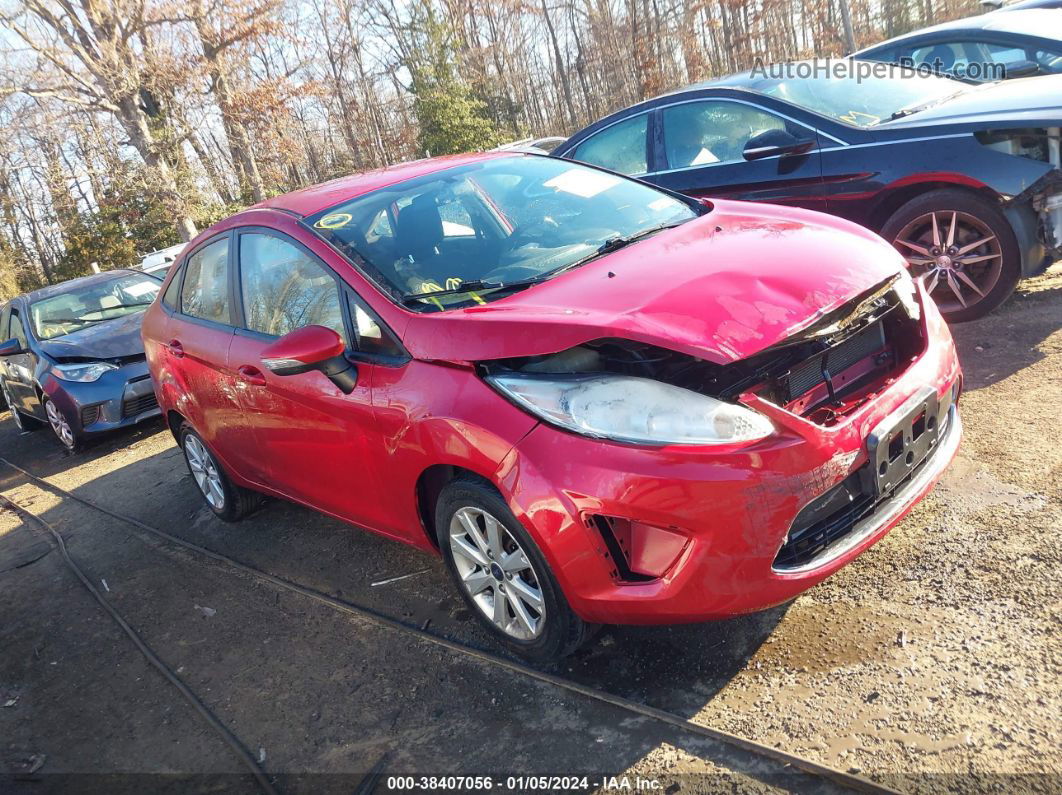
left=1, top=265, right=1060, bottom=793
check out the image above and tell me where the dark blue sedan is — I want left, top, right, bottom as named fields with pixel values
left=0, top=269, right=163, bottom=452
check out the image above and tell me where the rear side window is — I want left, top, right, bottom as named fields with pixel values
left=572, top=114, right=649, bottom=176
left=238, top=233, right=347, bottom=343
left=181, top=238, right=231, bottom=324
left=0, top=305, right=10, bottom=341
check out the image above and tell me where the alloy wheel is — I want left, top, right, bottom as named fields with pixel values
left=892, top=210, right=1003, bottom=315
left=45, top=399, right=75, bottom=449
left=449, top=506, right=546, bottom=640
left=184, top=434, right=226, bottom=511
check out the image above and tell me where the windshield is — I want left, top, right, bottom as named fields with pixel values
left=306, top=155, right=699, bottom=311
left=748, top=61, right=963, bottom=126
left=30, top=273, right=161, bottom=339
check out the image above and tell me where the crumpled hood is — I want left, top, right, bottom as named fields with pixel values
left=37, top=311, right=147, bottom=361
left=401, top=200, right=906, bottom=365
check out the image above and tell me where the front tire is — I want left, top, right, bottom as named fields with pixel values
left=43, top=396, right=80, bottom=452
left=881, top=189, right=1021, bottom=322
left=179, top=424, right=259, bottom=522
left=436, top=476, right=594, bottom=662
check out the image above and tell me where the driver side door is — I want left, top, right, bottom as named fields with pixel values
left=3, top=306, right=41, bottom=417
left=227, top=227, right=388, bottom=528
left=649, top=100, right=826, bottom=211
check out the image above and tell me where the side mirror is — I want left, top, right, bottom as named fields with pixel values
left=0, top=338, right=24, bottom=357
left=260, top=325, right=358, bottom=394
left=743, top=129, right=815, bottom=161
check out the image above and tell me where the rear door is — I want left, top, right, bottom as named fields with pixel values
left=649, top=99, right=827, bottom=211
left=227, top=227, right=389, bottom=526
left=168, top=235, right=244, bottom=472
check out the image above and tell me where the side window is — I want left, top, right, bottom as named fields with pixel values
left=572, top=115, right=648, bottom=176
left=180, top=238, right=231, bottom=324
left=0, top=305, right=10, bottom=341
left=663, top=101, right=787, bottom=169
left=9, top=308, right=28, bottom=347
left=239, top=233, right=347, bottom=343
left=161, top=265, right=183, bottom=309
left=347, top=293, right=403, bottom=357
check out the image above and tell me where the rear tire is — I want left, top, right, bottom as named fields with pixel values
left=881, top=188, right=1020, bottom=322
left=436, top=476, right=595, bottom=662
left=179, top=423, right=260, bottom=522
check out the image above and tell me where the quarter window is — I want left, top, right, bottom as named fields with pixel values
left=663, top=101, right=787, bottom=169
left=572, top=114, right=649, bottom=176
left=162, top=265, right=183, bottom=309
left=181, top=238, right=231, bottom=324
left=238, top=233, right=347, bottom=343
left=347, top=293, right=402, bottom=357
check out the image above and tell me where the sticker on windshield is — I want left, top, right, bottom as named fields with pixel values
left=649, top=198, right=679, bottom=211
left=544, top=169, right=621, bottom=198
left=125, top=281, right=158, bottom=297
left=315, top=212, right=353, bottom=229
left=839, top=110, right=880, bottom=126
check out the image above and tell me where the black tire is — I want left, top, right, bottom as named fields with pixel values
left=436, top=475, right=595, bottom=662
left=42, top=396, right=82, bottom=452
left=881, top=188, right=1021, bottom=322
left=179, top=423, right=260, bottom=522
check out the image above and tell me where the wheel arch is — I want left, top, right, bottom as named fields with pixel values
left=868, top=179, right=1001, bottom=233
left=166, top=409, right=186, bottom=443
left=415, top=463, right=499, bottom=550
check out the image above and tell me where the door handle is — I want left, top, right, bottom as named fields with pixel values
left=237, top=365, right=267, bottom=386
left=167, top=339, right=184, bottom=358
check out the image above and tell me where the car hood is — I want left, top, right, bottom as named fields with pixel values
left=401, top=200, right=905, bottom=365
left=37, top=311, right=147, bottom=361
left=882, top=74, right=1062, bottom=129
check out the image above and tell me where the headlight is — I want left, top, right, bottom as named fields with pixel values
left=50, top=362, right=118, bottom=382
left=486, top=373, right=774, bottom=445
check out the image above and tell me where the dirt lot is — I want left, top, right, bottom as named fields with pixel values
left=2, top=266, right=1060, bottom=793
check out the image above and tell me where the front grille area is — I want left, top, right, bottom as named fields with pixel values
left=122, top=392, right=159, bottom=418
left=783, top=322, right=886, bottom=403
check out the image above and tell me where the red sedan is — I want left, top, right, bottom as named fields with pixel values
left=142, top=153, right=962, bottom=660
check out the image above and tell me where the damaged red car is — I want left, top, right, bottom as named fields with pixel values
left=142, top=153, right=962, bottom=660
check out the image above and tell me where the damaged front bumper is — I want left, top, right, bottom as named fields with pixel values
left=498, top=282, right=963, bottom=625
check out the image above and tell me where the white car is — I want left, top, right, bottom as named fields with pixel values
left=139, top=244, right=186, bottom=277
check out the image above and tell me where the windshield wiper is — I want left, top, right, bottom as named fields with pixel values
left=400, top=278, right=540, bottom=304
left=539, top=219, right=692, bottom=279
left=42, top=316, right=110, bottom=325
left=400, top=220, right=690, bottom=306
left=885, top=88, right=967, bottom=121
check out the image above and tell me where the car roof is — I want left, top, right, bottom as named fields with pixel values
left=859, top=9, right=1061, bottom=51
left=20, top=269, right=144, bottom=304
left=250, top=151, right=516, bottom=217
